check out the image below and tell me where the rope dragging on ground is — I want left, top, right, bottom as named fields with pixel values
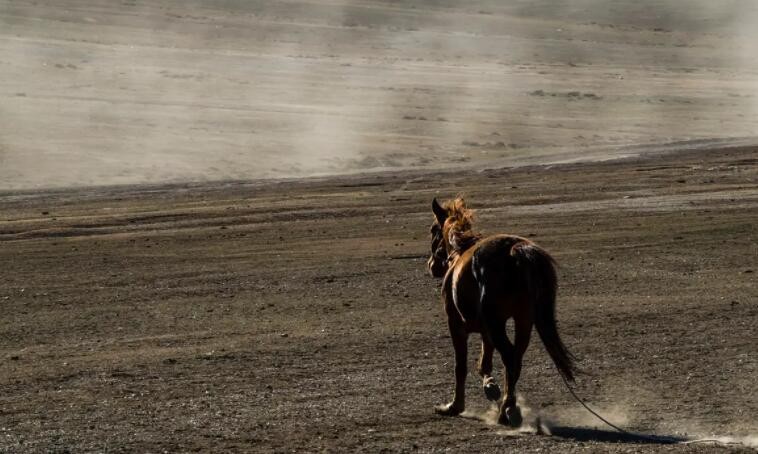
left=556, top=372, right=745, bottom=448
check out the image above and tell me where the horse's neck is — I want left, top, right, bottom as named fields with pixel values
left=449, top=230, right=482, bottom=254
left=450, top=232, right=482, bottom=254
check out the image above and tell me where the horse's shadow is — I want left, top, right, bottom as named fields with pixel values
left=545, top=424, right=686, bottom=445
left=459, top=409, right=688, bottom=445
left=458, top=410, right=750, bottom=449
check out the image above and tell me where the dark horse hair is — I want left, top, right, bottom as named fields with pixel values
left=428, top=196, right=576, bottom=426
left=510, top=241, right=575, bottom=381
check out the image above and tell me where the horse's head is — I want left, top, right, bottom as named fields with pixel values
left=427, top=197, right=480, bottom=278
left=427, top=198, right=450, bottom=278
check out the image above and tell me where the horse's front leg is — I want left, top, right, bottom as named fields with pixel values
left=435, top=319, right=468, bottom=416
left=478, top=338, right=502, bottom=402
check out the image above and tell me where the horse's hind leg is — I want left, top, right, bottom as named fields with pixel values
left=499, top=315, right=532, bottom=427
left=478, top=339, right=501, bottom=401
left=483, top=309, right=531, bottom=427
left=435, top=319, right=468, bottom=416
left=484, top=320, right=517, bottom=426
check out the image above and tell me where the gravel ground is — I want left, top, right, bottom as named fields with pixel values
left=1, top=146, right=756, bottom=452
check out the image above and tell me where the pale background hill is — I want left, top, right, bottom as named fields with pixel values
left=1, top=0, right=758, bottom=189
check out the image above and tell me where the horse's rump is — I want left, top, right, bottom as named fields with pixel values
left=509, top=240, right=576, bottom=381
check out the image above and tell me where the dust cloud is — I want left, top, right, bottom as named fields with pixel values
left=682, top=435, right=758, bottom=449
left=1, top=0, right=757, bottom=190
left=533, top=382, right=758, bottom=449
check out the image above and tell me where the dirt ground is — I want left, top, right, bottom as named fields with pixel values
left=1, top=146, right=756, bottom=452
left=1, top=1, right=758, bottom=452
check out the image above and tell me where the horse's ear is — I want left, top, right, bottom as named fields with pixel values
left=432, top=198, right=447, bottom=224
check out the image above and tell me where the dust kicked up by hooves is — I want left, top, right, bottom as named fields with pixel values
left=463, top=397, right=758, bottom=449
left=460, top=396, right=541, bottom=436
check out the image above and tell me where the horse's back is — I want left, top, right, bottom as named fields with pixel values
left=446, top=234, right=533, bottom=325
left=472, top=234, right=531, bottom=278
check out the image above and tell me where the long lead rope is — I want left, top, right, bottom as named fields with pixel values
left=558, top=373, right=638, bottom=436
left=557, top=372, right=745, bottom=447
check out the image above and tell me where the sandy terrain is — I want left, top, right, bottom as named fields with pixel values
left=1, top=1, right=758, bottom=452
left=2, top=0, right=758, bottom=189
left=1, top=146, right=757, bottom=452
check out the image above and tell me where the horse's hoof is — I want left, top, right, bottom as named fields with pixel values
left=434, top=402, right=464, bottom=417
left=498, top=406, right=522, bottom=428
left=483, top=381, right=501, bottom=401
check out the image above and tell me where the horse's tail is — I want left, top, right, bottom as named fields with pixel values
left=511, top=241, right=576, bottom=382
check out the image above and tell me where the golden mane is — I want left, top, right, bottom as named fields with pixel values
left=443, top=197, right=482, bottom=253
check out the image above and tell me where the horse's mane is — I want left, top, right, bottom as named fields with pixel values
left=444, top=197, right=482, bottom=253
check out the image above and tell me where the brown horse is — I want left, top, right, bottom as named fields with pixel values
left=427, top=197, right=576, bottom=427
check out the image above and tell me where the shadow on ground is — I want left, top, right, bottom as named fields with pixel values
left=545, top=424, right=686, bottom=445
